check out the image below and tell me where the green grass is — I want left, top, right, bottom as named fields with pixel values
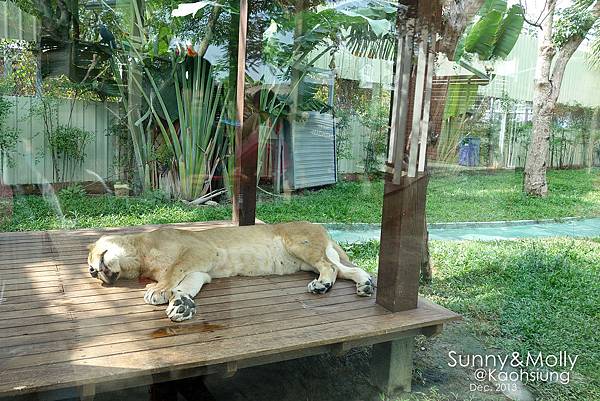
left=345, top=238, right=600, bottom=401
left=427, top=169, right=600, bottom=223
left=0, top=169, right=599, bottom=232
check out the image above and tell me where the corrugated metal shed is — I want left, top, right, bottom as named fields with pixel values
left=286, top=112, right=337, bottom=189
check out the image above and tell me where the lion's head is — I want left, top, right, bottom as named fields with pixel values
left=87, top=235, right=140, bottom=285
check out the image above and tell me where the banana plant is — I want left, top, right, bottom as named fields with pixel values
left=455, top=0, right=525, bottom=62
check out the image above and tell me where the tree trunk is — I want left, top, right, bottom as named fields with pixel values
left=524, top=0, right=556, bottom=197
left=524, top=0, right=600, bottom=196
left=439, top=0, right=486, bottom=59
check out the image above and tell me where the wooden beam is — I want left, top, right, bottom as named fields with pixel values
left=232, top=0, right=258, bottom=226
left=418, top=39, right=434, bottom=172
left=391, top=19, right=415, bottom=184
left=387, top=20, right=405, bottom=165
left=371, top=336, right=415, bottom=394
left=376, top=173, right=428, bottom=312
left=407, top=26, right=428, bottom=177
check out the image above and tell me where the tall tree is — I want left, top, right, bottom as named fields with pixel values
left=524, top=0, right=600, bottom=196
left=14, top=0, right=79, bottom=41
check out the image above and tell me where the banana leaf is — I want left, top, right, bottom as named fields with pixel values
left=464, top=10, right=503, bottom=60
left=492, top=5, right=525, bottom=59
left=478, top=0, right=507, bottom=15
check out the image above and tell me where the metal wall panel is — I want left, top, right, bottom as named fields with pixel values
left=290, top=112, right=336, bottom=189
left=1, top=96, right=117, bottom=185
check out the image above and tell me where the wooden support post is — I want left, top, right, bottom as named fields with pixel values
left=418, top=40, right=434, bottom=172
left=391, top=19, right=414, bottom=184
left=371, top=336, right=415, bottom=394
left=376, top=173, right=428, bottom=312
left=231, top=0, right=257, bottom=226
left=79, top=383, right=96, bottom=401
left=407, top=26, right=429, bottom=177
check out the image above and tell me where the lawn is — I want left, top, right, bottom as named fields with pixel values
left=0, top=169, right=599, bottom=232
left=344, top=238, right=600, bottom=401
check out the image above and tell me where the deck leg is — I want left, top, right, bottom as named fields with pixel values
left=371, top=336, right=414, bottom=395
left=79, top=383, right=96, bottom=401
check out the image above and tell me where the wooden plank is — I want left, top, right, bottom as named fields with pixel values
left=0, top=290, right=365, bottom=351
left=0, top=270, right=309, bottom=289
left=407, top=25, right=429, bottom=177
left=0, top=300, right=457, bottom=397
left=0, top=277, right=349, bottom=325
left=418, top=39, right=434, bottom=173
left=1, top=300, right=378, bottom=370
left=392, top=19, right=414, bottom=184
left=0, top=293, right=367, bottom=354
left=0, top=274, right=314, bottom=297
left=0, top=273, right=338, bottom=309
left=0, top=281, right=358, bottom=323
left=0, top=276, right=354, bottom=316
left=387, top=20, right=405, bottom=165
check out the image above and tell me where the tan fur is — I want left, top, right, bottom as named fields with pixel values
left=88, top=222, right=373, bottom=321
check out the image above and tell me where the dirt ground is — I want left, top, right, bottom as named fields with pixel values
left=85, top=321, right=525, bottom=401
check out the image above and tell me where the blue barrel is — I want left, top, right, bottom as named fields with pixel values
left=458, top=137, right=481, bottom=166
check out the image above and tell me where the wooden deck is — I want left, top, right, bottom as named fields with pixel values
left=0, top=221, right=459, bottom=399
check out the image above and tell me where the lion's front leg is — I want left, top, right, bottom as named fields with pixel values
left=143, top=262, right=195, bottom=305
left=166, top=272, right=212, bottom=322
left=144, top=282, right=173, bottom=305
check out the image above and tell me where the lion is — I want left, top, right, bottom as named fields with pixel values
left=87, top=222, right=374, bottom=322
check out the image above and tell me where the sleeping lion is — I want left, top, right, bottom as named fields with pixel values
left=87, top=222, right=374, bottom=322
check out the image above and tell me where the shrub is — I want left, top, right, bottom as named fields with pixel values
left=59, top=183, right=87, bottom=200
left=47, top=125, right=93, bottom=182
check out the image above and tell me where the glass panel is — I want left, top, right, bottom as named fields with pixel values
left=0, top=0, right=597, bottom=400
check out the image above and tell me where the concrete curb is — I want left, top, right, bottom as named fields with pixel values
left=427, top=216, right=590, bottom=229
left=324, top=216, right=591, bottom=231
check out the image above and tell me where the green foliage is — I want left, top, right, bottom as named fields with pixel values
left=0, top=97, right=20, bottom=175
left=492, top=5, right=525, bottom=58
left=464, top=10, right=504, bottom=60
left=442, top=81, right=480, bottom=118
left=553, top=6, right=598, bottom=48
left=141, top=188, right=171, bottom=203
left=426, top=239, right=600, bottom=399
left=348, top=237, right=600, bottom=399
left=459, top=0, right=524, bottom=61
left=47, top=125, right=94, bottom=182
left=59, top=183, right=86, bottom=200
left=359, top=98, right=389, bottom=174
left=1, top=169, right=600, bottom=231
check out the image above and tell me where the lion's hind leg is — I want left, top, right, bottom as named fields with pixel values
left=166, top=272, right=211, bottom=322
left=331, top=242, right=374, bottom=296
left=304, top=242, right=344, bottom=295
left=337, top=263, right=374, bottom=296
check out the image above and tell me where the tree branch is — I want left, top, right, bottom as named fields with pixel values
left=196, top=1, right=225, bottom=59
left=550, top=1, right=600, bottom=100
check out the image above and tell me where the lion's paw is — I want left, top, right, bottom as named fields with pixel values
left=144, top=286, right=172, bottom=305
left=166, top=292, right=196, bottom=322
left=356, top=277, right=374, bottom=297
left=307, top=279, right=332, bottom=294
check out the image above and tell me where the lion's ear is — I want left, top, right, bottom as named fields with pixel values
left=87, top=243, right=95, bottom=251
